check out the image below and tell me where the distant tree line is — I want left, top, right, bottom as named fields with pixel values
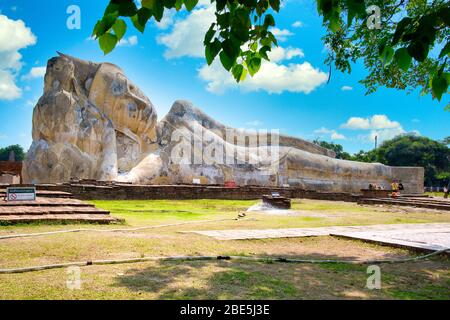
left=0, top=145, right=25, bottom=162
left=314, top=135, right=450, bottom=186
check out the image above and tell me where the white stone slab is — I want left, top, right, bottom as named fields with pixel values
left=186, top=223, right=450, bottom=252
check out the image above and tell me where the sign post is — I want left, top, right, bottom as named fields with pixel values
left=6, top=187, right=36, bottom=202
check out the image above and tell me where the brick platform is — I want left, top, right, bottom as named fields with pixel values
left=33, top=183, right=360, bottom=202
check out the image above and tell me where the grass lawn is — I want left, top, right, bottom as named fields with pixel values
left=0, top=199, right=449, bottom=300
left=426, top=192, right=446, bottom=198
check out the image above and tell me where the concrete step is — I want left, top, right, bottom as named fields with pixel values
left=358, top=198, right=450, bottom=211
left=0, top=214, right=122, bottom=225
left=0, top=206, right=110, bottom=216
left=0, top=198, right=94, bottom=207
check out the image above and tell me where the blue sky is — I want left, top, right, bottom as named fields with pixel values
left=0, top=0, right=448, bottom=154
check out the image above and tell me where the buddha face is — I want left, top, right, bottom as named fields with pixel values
left=87, top=62, right=157, bottom=145
left=44, top=56, right=75, bottom=92
left=86, top=62, right=158, bottom=172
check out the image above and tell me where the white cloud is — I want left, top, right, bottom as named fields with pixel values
left=22, top=66, right=46, bottom=80
left=0, top=14, right=36, bottom=100
left=0, top=15, right=36, bottom=52
left=199, top=59, right=328, bottom=94
left=268, top=46, right=304, bottom=62
left=0, top=51, right=24, bottom=71
left=341, top=117, right=370, bottom=129
left=314, top=127, right=346, bottom=140
left=155, top=9, right=176, bottom=29
left=117, top=35, right=138, bottom=47
left=368, top=127, right=406, bottom=142
left=370, top=115, right=401, bottom=129
left=292, top=21, right=303, bottom=28
left=157, top=5, right=215, bottom=59
left=270, top=28, right=293, bottom=42
left=341, top=114, right=410, bottom=143
left=0, top=69, right=21, bottom=100
left=341, top=85, right=353, bottom=91
left=411, top=118, right=420, bottom=123
left=157, top=3, right=325, bottom=95
left=0, top=133, right=8, bottom=139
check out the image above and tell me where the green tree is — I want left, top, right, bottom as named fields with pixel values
left=321, top=135, right=450, bottom=186
left=313, top=139, right=352, bottom=159
left=350, top=149, right=378, bottom=162
left=0, top=145, right=25, bottom=162
left=369, top=135, right=449, bottom=186
left=93, top=0, right=449, bottom=104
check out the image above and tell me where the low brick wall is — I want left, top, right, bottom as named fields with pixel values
left=0, top=161, right=22, bottom=175
left=35, top=183, right=360, bottom=202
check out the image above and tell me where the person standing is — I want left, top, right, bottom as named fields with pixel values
left=445, top=181, right=450, bottom=199
left=391, top=180, right=399, bottom=198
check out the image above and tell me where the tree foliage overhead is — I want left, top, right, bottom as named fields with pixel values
left=93, top=0, right=450, bottom=105
left=93, top=0, right=282, bottom=82
left=321, top=0, right=450, bottom=103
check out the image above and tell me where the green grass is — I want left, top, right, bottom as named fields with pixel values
left=425, top=192, right=446, bottom=198
left=0, top=199, right=449, bottom=300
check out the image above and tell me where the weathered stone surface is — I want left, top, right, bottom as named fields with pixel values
left=23, top=54, right=424, bottom=193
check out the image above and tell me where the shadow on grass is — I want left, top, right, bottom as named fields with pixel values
left=112, top=252, right=449, bottom=300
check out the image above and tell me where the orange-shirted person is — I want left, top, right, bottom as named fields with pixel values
left=391, top=180, right=399, bottom=198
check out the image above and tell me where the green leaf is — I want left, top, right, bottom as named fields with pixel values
left=184, top=0, right=198, bottom=11
left=164, top=0, right=177, bottom=8
left=264, top=14, right=275, bottom=27
left=328, top=11, right=341, bottom=32
left=219, top=51, right=234, bottom=71
left=346, top=0, right=366, bottom=27
left=112, top=19, right=127, bottom=41
left=204, top=24, right=216, bottom=45
left=93, top=14, right=117, bottom=37
left=132, top=8, right=152, bottom=33
left=142, top=0, right=164, bottom=21
left=439, top=42, right=450, bottom=59
left=394, top=48, right=412, bottom=71
left=174, top=0, right=183, bottom=10
left=247, top=56, right=261, bottom=76
left=205, top=39, right=221, bottom=65
left=259, top=45, right=271, bottom=60
left=392, top=17, right=412, bottom=45
left=99, top=33, right=118, bottom=55
left=142, top=0, right=156, bottom=9
left=216, top=0, right=227, bottom=11
left=131, top=15, right=144, bottom=33
left=407, top=41, right=429, bottom=62
left=232, top=64, right=246, bottom=82
left=431, top=74, right=448, bottom=101
left=269, top=0, right=280, bottom=12
left=118, top=1, right=137, bottom=17
left=104, top=3, right=120, bottom=16
left=380, top=45, right=394, bottom=66
left=221, top=38, right=240, bottom=62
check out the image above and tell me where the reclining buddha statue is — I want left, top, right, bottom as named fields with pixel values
left=22, top=54, right=424, bottom=193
